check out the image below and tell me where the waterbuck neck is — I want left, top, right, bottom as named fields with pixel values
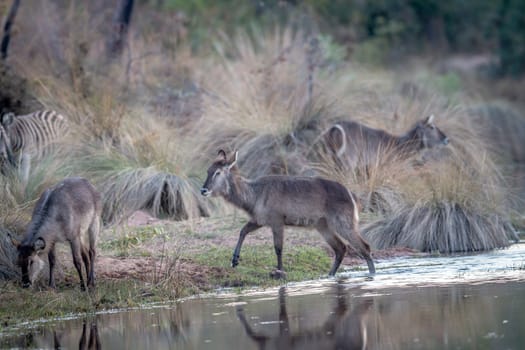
left=396, top=126, right=422, bottom=154
left=223, top=172, right=256, bottom=215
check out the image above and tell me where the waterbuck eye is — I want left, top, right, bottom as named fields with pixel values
left=213, top=169, right=221, bottom=178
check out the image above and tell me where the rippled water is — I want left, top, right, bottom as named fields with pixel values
left=2, top=244, right=525, bottom=349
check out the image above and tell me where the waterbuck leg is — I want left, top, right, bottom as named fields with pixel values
left=87, top=249, right=96, bottom=287
left=331, top=214, right=376, bottom=275
left=328, top=243, right=345, bottom=276
left=232, top=221, right=261, bottom=267
left=81, top=247, right=91, bottom=287
left=316, top=222, right=346, bottom=276
left=70, top=239, right=87, bottom=291
left=356, top=237, right=375, bottom=274
left=349, top=235, right=376, bottom=275
left=270, top=225, right=286, bottom=279
left=87, top=216, right=99, bottom=288
left=48, top=247, right=56, bottom=289
left=87, top=245, right=96, bottom=287
left=364, top=254, right=376, bottom=275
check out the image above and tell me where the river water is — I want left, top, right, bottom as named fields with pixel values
left=2, top=244, right=525, bottom=349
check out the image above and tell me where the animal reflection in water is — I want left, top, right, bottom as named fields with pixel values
left=53, top=321, right=101, bottom=350
left=236, top=286, right=373, bottom=350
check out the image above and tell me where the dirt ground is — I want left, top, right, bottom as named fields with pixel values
left=85, top=210, right=420, bottom=290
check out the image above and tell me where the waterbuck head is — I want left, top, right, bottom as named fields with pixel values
left=201, top=150, right=238, bottom=197
left=10, top=234, right=46, bottom=288
left=414, top=114, right=449, bottom=149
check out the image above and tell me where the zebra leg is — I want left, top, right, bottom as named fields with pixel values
left=19, top=153, right=30, bottom=184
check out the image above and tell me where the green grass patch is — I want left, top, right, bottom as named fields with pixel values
left=0, top=279, right=172, bottom=328
left=189, top=245, right=331, bottom=288
left=100, top=226, right=167, bottom=256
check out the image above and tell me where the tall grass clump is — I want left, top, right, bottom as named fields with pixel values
left=192, top=26, right=344, bottom=178
left=359, top=108, right=517, bottom=252
left=59, top=102, right=212, bottom=225
left=464, top=103, right=525, bottom=227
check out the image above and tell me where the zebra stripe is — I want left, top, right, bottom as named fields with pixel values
left=7, top=110, right=67, bottom=158
left=0, top=110, right=67, bottom=179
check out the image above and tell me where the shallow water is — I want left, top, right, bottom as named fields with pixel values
left=2, top=244, right=525, bottom=350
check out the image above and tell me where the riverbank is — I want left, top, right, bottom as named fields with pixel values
left=0, top=211, right=420, bottom=327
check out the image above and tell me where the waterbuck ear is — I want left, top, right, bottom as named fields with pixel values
left=7, top=232, right=20, bottom=248
left=1, top=112, right=14, bottom=127
left=328, top=124, right=346, bottom=157
left=227, top=151, right=239, bottom=170
left=217, top=149, right=227, bottom=161
left=34, top=238, right=45, bottom=251
left=425, top=114, right=435, bottom=125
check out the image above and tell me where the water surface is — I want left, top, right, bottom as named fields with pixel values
left=2, top=244, right=525, bottom=349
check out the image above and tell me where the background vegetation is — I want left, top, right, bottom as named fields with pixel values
left=0, top=0, right=524, bottom=288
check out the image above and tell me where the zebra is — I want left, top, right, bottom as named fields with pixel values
left=0, top=110, right=68, bottom=182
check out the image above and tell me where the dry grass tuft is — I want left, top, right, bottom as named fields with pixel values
left=192, top=27, right=344, bottom=178
left=467, top=103, right=525, bottom=164
left=98, top=168, right=209, bottom=225
left=63, top=109, right=212, bottom=225
left=0, top=227, right=19, bottom=280
left=364, top=202, right=515, bottom=253
left=359, top=114, right=516, bottom=252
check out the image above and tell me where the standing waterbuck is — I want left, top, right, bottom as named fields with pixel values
left=200, top=150, right=375, bottom=278
left=10, top=177, right=102, bottom=290
left=325, top=115, right=449, bottom=171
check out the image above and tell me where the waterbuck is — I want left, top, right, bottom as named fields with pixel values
left=325, top=115, right=449, bottom=171
left=200, top=150, right=375, bottom=278
left=10, top=177, right=101, bottom=290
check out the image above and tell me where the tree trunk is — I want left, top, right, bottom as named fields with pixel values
left=107, top=0, right=134, bottom=59
left=1, top=0, right=21, bottom=60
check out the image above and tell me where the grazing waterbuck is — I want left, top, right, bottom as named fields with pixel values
left=200, top=150, right=375, bottom=278
left=10, top=177, right=101, bottom=290
left=325, top=115, right=449, bottom=171
left=0, top=110, right=67, bottom=182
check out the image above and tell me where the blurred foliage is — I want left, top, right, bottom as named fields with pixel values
left=498, top=0, right=525, bottom=76
left=152, top=0, right=525, bottom=75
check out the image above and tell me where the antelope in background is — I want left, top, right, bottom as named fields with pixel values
left=325, top=115, right=449, bottom=171
left=0, top=110, right=67, bottom=183
left=10, top=177, right=101, bottom=290
left=200, top=150, right=375, bottom=278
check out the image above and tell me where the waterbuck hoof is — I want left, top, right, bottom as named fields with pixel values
left=269, top=269, right=287, bottom=280
left=231, top=256, right=240, bottom=268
